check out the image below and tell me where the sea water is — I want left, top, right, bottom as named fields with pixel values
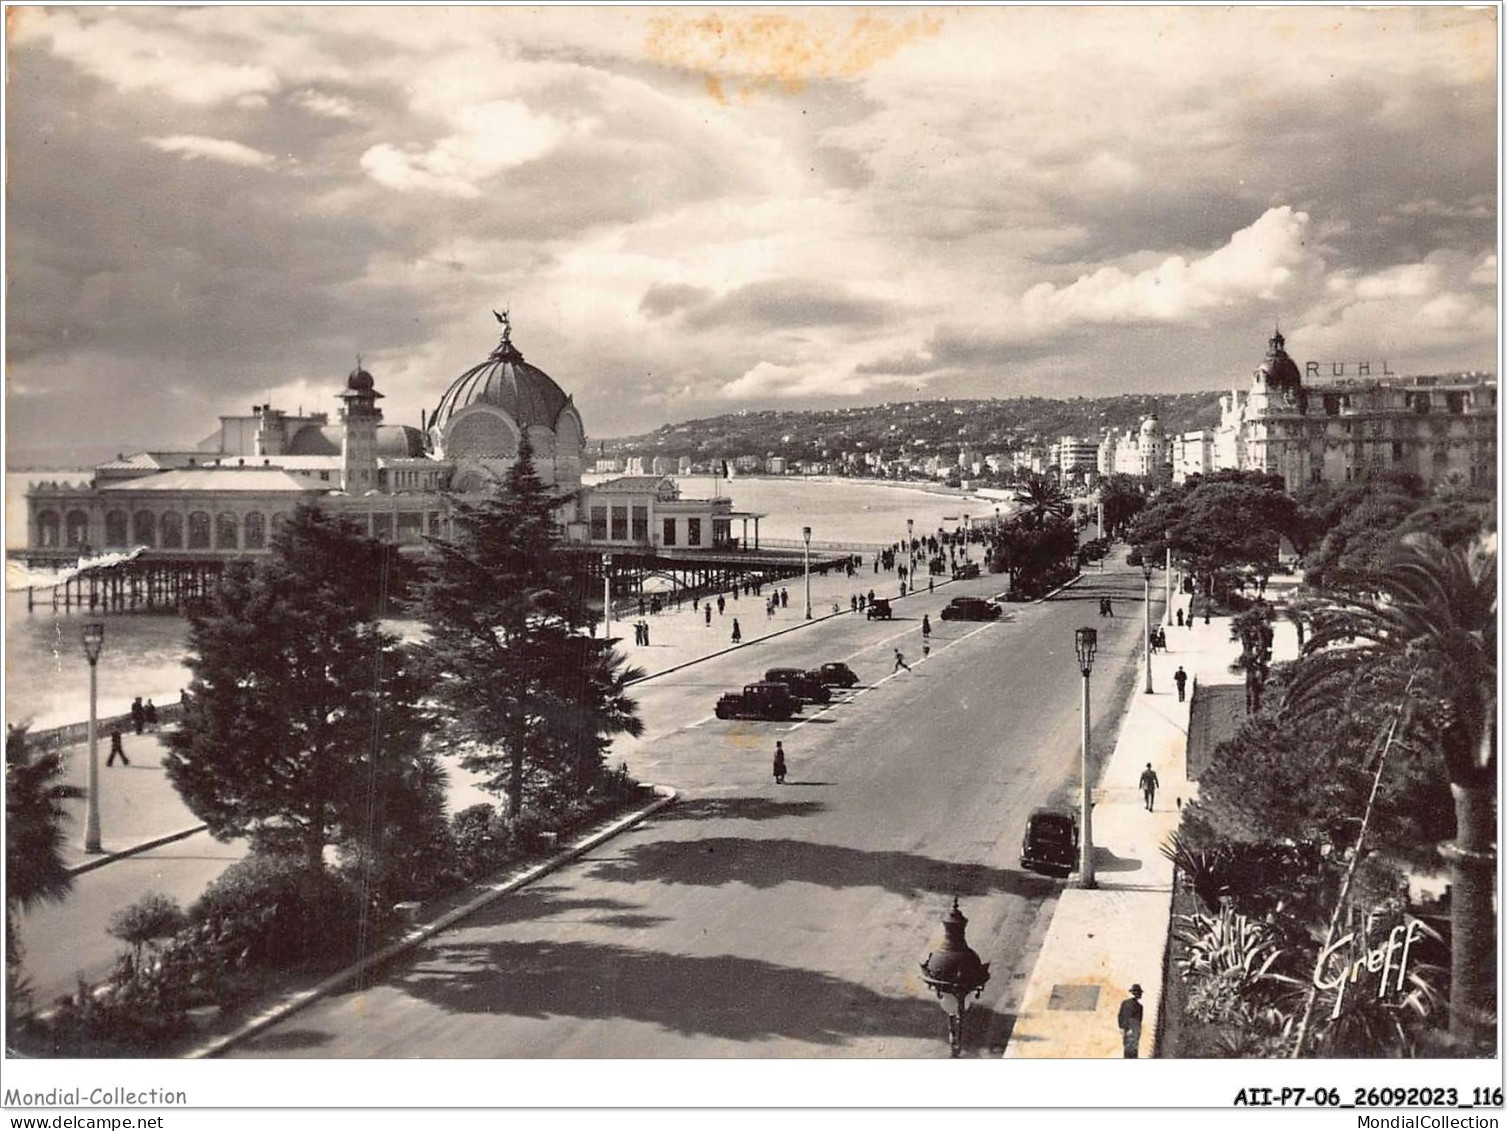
left=4, top=470, right=1008, bottom=729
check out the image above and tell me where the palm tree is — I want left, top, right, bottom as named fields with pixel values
left=1292, top=532, right=1496, bottom=1048
left=5, top=725, right=85, bottom=1015
left=1014, top=475, right=1072, bottom=530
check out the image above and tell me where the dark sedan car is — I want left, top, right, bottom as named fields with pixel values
left=1020, top=808, right=1079, bottom=877
left=764, top=667, right=832, bottom=703
left=940, top=596, right=1001, bottom=621
left=812, top=661, right=859, bottom=688
left=715, top=682, right=800, bottom=721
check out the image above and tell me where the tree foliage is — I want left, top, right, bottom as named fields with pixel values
left=6, top=724, right=85, bottom=1013
left=415, top=435, right=644, bottom=816
left=1128, top=471, right=1300, bottom=597
left=1096, top=474, right=1148, bottom=540
left=166, top=505, right=432, bottom=876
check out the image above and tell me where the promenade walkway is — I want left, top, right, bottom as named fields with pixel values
left=13, top=549, right=977, bottom=1004
left=1004, top=579, right=1301, bottom=1058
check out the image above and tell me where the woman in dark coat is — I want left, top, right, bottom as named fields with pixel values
left=773, top=741, right=787, bottom=785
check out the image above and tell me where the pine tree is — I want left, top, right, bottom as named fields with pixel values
left=165, top=505, right=432, bottom=878
left=415, top=434, right=644, bottom=817
left=6, top=724, right=85, bottom=1016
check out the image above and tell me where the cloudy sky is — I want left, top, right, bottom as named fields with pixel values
left=5, top=6, right=1498, bottom=451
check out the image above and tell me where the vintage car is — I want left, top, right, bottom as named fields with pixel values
left=865, top=598, right=894, bottom=620
left=764, top=667, right=832, bottom=703
left=811, top=661, right=859, bottom=688
left=939, top=596, right=1002, bottom=621
left=714, top=681, right=801, bottom=721
left=952, top=562, right=981, bottom=580
left=1020, top=807, right=1079, bottom=877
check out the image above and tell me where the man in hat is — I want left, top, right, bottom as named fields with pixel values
left=1118, top=984, right=1144, bottom=1057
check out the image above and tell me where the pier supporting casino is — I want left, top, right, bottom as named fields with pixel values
left=8, top=541, right=876, bottom=616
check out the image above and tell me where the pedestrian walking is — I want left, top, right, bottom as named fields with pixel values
left=893, top=649, right=911, bottom=673
left=731, top=618, right=742, bottom=644
left=1118, top=985, right=1144, bottom=1058
left=780, top=587, right=789, bottom=608
left=106, top=726, right=129, bottom=767
left=1176, top=608, right=1184, bottom=627
left=922, top=614, right=931, bottom=640
left=130, top=696, right=145, bottom=735
left=850, top=594, right=858, bottom=612
left=1139, top=762, right=1160, bottom=811
left=928, top=576, right=934, bottom=594
left=144, top=699, right=158, bottom=728
left=867, top=588, right=875, bottom=607
left=179, top=688, right=190, bottom=711
left=773, top=741, right=787, bottom=785
left=1174, top=666, right=1188, bottom=702
left=705, top=605, right=712, bottom=627
left=717, top=594, right=726, bottom=616
left=1104, top=599, right=1114, bottom=618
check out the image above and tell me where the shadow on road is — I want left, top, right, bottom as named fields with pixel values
left=586, top=836, right=1059, bottom=901
left=447, top=885, right=672, bottom=932
left=373, top=936, right=945, bottom=1048
left=665, top=797, right=830, bottom=822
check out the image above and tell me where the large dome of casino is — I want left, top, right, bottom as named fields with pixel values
left=425, top=312, right=585, bottom=492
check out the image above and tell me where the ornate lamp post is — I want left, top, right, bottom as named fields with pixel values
left=919, top=897, right=991, bottom=1057
left=1142, top=559, right=1155, bottom=695
left=601, top=553, right=612, bottom=640
left=1074, top=627, right=1097, bottom=888
left=81, top=621, right=105, bottom=854
left=802, top=526, right=812, bottom=620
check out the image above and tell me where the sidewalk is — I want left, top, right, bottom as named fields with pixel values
left=1003, top=588, right=1302, bottom=1058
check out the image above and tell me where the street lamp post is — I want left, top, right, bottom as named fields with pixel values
left=919, top=897, right=991, bottom=1057
left=1074, top=627, right=1097, bottom=889
left=802, top=526, right=812, bottom=620
left=1142, top=560, right=1155, bottom=694
left=1164, top=545, right=1174, bottom=626
left=81, top=621, right=105, bottom=854
left=602, top=553, right=612, bottom=640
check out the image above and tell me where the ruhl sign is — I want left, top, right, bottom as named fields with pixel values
left=1306, top=360, right=1396, bottom=379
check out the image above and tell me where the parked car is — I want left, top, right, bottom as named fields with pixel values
left=866, top=598, right=893, bottom=620
left=714, top=682, right=800, bottom=721
left=940, top=596, right=1001, bottom=621
left=1020, top=807, right=1078, bottom=877
left=952, top=562, right=981, bottom=580
left=764, top=667, right=831, bottom=703
left=812, top=661, right=859, bottom=688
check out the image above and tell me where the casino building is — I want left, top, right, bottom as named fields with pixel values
left=23, top=313, right=738, bottom=558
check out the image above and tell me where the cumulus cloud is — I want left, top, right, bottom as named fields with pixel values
left=1019, top=207, right=1316, bottom=327
left=144, top=135, right=278, bottom=168
left=294, top=89, right=357, bottom=120
left=684, top=279, right=892, bottom=332
left=23, top=9, right=279, bottom=106
left=640, top=283, right=713, bottom=319
left=360, top=99, right=571, bottom=198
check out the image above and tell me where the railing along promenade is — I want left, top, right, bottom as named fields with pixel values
left=20, top=702, right=186, bottom=757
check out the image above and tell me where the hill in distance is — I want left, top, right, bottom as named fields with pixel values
left=597, top=391, right=1227, bottom=463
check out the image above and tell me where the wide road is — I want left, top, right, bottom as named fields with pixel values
left=232, top=561, right=1154, bottom=1058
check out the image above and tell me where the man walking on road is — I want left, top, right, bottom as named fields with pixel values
left=130, top=696, right=145, bottom=735
left=106, top=726, right=129, bottom=767
left=1139, top=762, right=1159, bottom=811
left=1118, top=985, right=1144, bottom=1057
left=893, top=649, right=911, bottom=673
left=1174, top=666, right=1188, bottom=702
